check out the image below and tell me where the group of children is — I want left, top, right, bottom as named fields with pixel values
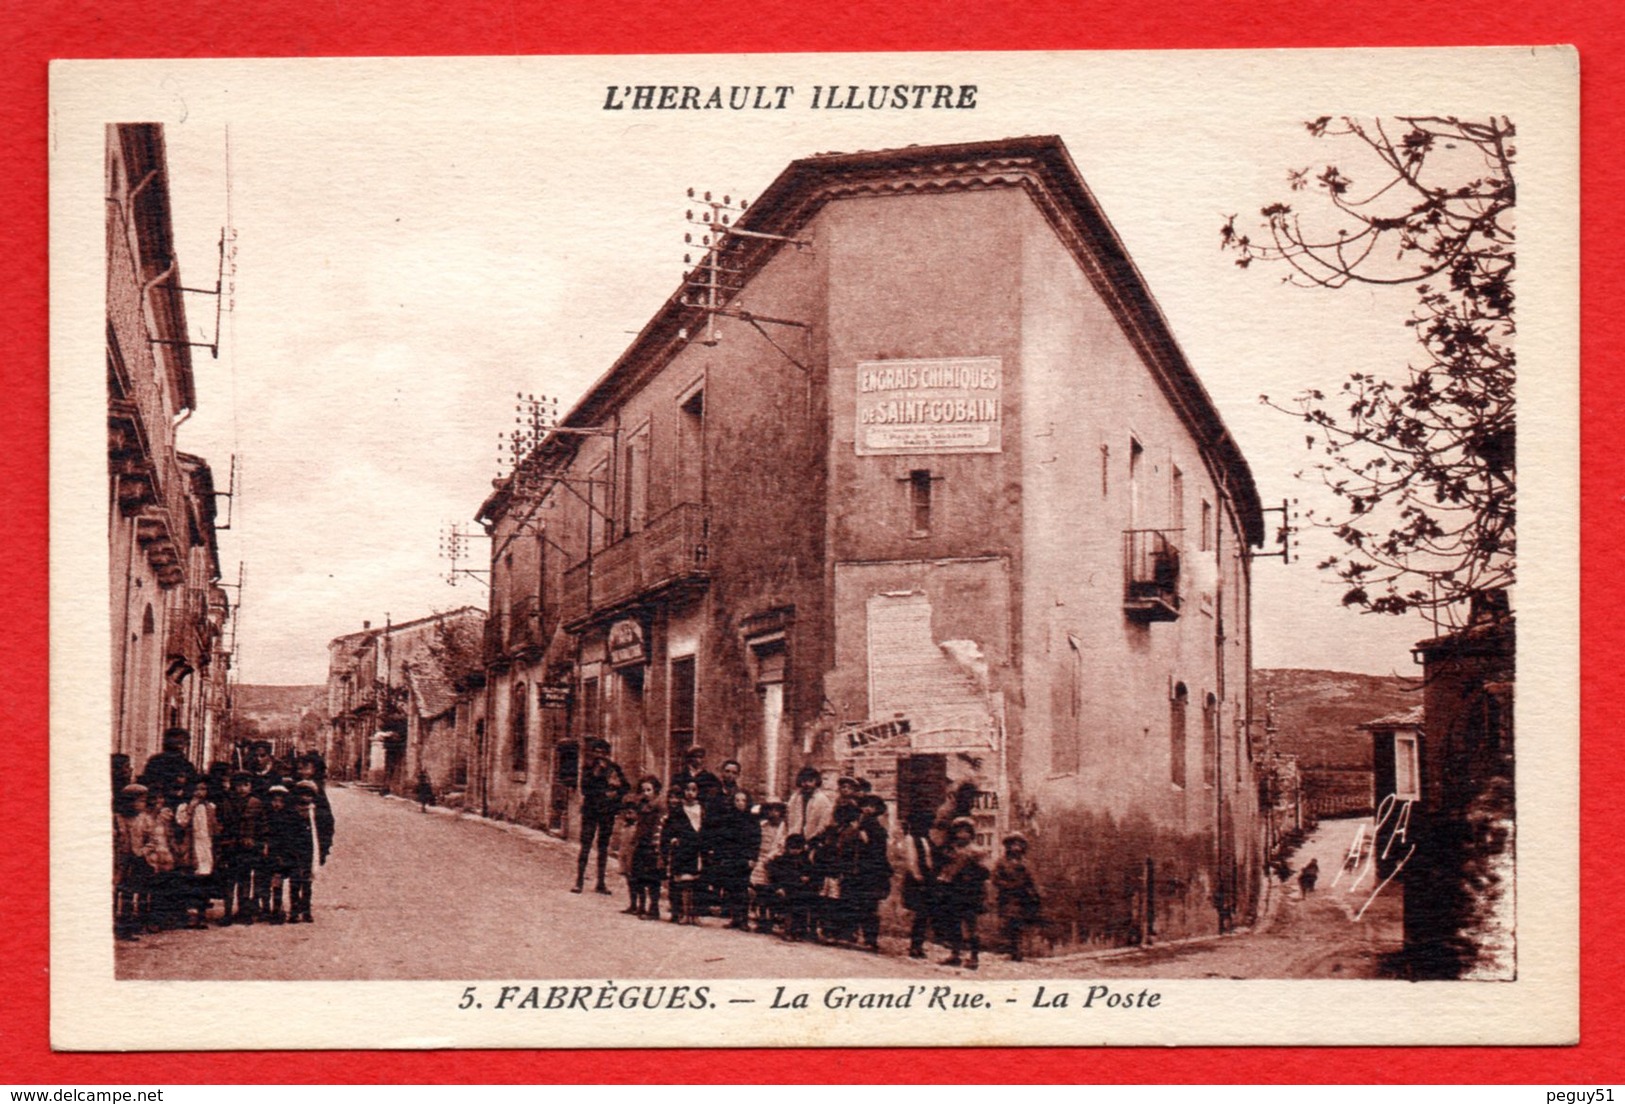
left=596, top=761, right=1044, bottom=969
left=113, top=734, right=336, bottom=940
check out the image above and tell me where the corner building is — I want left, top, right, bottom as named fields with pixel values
left=479, top=137, right=1265, bottom=947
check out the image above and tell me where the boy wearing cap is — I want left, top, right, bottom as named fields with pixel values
left=993, top=831, right=1042, bottom=962
left=786, top=766, right=834, bottom=841
left=293, top=754, right=335, bottom=865
left=263, top=785, right=298, bottom=923
left=848, top=795, right=894, bottom=952
left=768, top=833, right=818, bottom=942
left=574, top=738, right=630, bottom=895
left=286, top=784, right=321, bottom=922
left=217, top=771, right=265, bottom=924
left=935, top=816, right=990, bottom=969
left=671, top=746, right=722, bottom=811
left=750, top=801, right=788, bottom=932
left=113, top=783, right=152, bottom=940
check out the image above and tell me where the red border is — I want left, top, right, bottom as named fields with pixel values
left=4, top=0, right=1618, bottom=1084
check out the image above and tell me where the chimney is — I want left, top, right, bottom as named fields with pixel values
left=363, top=620, right=371, bottom=631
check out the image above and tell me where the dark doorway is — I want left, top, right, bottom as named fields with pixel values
left=897, top=754, right=949, bottom=830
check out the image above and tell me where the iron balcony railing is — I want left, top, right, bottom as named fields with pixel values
left=1123, top=528, right=1182, bottom=622
left=562, top=502, right=711, bottom=625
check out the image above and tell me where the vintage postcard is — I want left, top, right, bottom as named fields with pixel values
left=50, top=48, right=1578, bottom=1049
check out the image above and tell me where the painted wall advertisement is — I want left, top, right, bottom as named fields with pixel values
left=854, top=356, right=1002, bottom=455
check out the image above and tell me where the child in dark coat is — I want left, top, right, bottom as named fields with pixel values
left=628, top=776, right=666, bottom=921
left=935, top=816, right=990, bottom=969
left=217, top=772, right=265, bottom=925
left=661, top=781, right=707, bottom=924
left=768, top=833, right=819, bottom=942
left=712, top=790, right=762, bottom=930
left=263, top=786, right=299, bottom=923
left=286, top=784, right=320, bottom=922
left=812, top=803, right=859, bottom=943
left=845, top=795, right=893, bottom=952
left=992, top=831, right=1042, bottom=961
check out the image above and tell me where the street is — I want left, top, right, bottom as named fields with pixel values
left=116, top=787, right=1400, bottom=981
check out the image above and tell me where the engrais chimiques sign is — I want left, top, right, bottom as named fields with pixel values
left=855, top=357, right=1002, bottom=455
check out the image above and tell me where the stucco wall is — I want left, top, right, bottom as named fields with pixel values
left=1014, top=192, right=1259, bottom=944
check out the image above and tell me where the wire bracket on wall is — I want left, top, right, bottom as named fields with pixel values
left=212, top=454, right=239, bottom=530
left=149, top=226, right=237, bottom=360
left=1255, top=498, right=1300, bottom=563
left=680, top=189, right=810, bottom=349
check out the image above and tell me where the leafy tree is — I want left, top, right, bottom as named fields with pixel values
left=1221, top=116, right=1515, bottom=626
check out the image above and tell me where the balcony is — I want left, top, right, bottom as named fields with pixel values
left=509, top=594, right=546, bottom=656
left=1124, top=528, right=1181, bottom=622
left=562, top=502, right=711, bottom=628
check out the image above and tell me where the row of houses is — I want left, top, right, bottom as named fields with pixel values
left=107, top=123, right=233, bottom=776
left=322, top=136, right=1270, bottom=950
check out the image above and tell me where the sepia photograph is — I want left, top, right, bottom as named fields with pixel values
left=51, top=48, right=1578, bottom=1049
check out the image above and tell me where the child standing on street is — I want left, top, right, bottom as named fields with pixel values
left=113, top=783, right=152, bottom=940
left=217, top=771, right=264, bottom=925
left=287, top=784, right=321, bottom=922
left=769, top=833, right=818, bottom=942
left=616, top=799, right=642, bottom=915
left=992, top=831, right=1042, bottom=961
left=175, top=778, right=218, bottom=928
left=629, top=776, right=666, bottom=921
left=935, top=816, right=990, bottom=970
left=263, top=786, right=297, bottom=923
left=750, top=801, right=788, bottom=933
left=847, top=795, right=894, bottom=953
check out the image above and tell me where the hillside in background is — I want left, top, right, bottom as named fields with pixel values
left=233, top=684, right=325, bottom=715
left=228, top=684, right=326, bottom=749
left=1255, top=668, right=1421, bottom=770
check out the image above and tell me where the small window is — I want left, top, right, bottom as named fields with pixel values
left=579, top=677, right=601, bottom=740
left=1202, top=692, right=1218, bottom=788
left=510, top=681, right=529, bottom=774
left=1049, top=635, right=1082, bottom=775
left=1100, top=445, right=1110, bottom=497
left=1201, top=500, right=1213, bottom=552
left=1395, top=734, right=1419, bottom=801
left=669, top=655, right=697, bottom=753
left=908, top=470, right=932, bottom=536
left=1128, top=438, right=1144, bottom=528
left=1170, top=683, right=1188, bottom=789
left=678, top=387, right=704, bottom=505
left=622, top=425, right=650, bottom=537
left=1171, top=466, right=1184, bottom=530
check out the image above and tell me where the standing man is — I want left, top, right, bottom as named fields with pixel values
left=786, top=765, right=834, bottom=842
left=671, top=746, right=723, bottom=811
left=139, top=728, right=198, bottom=797
left=573, top=738, right=629, bottom=895
left=245, top=740, right=284, bottom=800
left=714, top=759, right=744, bottom=818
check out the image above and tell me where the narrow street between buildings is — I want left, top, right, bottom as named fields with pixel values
left=117, top=787, right=1400, bottom=982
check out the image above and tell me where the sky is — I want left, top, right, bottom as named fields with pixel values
left=114, top=53, right=1490, bottom=685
